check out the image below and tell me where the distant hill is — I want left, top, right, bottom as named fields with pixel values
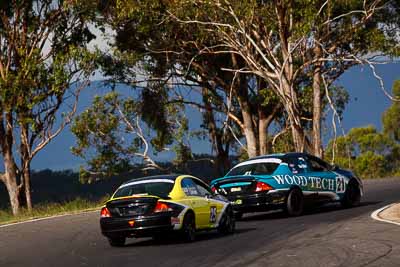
left=0, top=157, right=234, bottom=209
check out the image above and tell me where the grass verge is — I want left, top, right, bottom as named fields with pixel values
left=0, top=196, right=108, bottom=226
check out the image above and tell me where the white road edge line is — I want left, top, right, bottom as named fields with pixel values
left=0, top=209, right=99, bottom=229
left=370, top=203, right=400, bottom=226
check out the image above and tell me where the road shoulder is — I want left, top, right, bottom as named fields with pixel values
left=371, top=203, right=400, bottom=226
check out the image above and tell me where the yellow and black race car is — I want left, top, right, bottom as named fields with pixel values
left=100, top=174, right=235, bottom=246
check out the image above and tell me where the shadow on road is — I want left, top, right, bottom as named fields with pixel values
left=240, top=201, right=382, bottom=222
left=122, top=227, right=257, bottom=247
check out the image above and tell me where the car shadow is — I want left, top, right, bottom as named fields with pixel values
left=240, top=201, right=382, bottom=222
left=123, top=227, right=257, bottom=247
left=304, top=201, right=381, bottom=215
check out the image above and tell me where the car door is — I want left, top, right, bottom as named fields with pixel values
left=285, top=155, right=319, bottom=199
left=180, top=178, right=210, bottom=229
left=192, top=178, right=226, bottom=228
left=305, top=155, right=338, bottom=200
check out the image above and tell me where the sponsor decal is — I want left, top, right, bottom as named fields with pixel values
left=210, top=206, right=217, bottom=223
left=272, top=174, right=342, bottom=191
left=234, top=199, right=242, bottom=205
left=171, top=217, right=180, bottom=225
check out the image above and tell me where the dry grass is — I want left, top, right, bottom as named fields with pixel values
left=0, top=196, right=108, bottom=225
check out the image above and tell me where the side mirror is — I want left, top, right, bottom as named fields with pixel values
left=331, top=164, right=339, bottom=171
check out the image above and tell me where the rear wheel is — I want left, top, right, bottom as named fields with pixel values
left=108, top=237, right=125, bottom=247
left=341, top=180, right=361, bottom=208
left=218, top=207, right=235, bottom=235
left=285, top=187, right=304, bottom=216
left=152, top=234, right=167, bottom=242
left=234, top=212, right=243, bottom=221
left=181, top=212, right=196, bottom=242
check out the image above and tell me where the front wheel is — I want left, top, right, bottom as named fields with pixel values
left=218, top=207, right=235, bottom=235
left=234, top=212, right=243, bottom=221
left=341, top=180, right=361, bottom=208
left=285, top=187, right=304, bottom=216
left=108, top=237, right=125, bottom=247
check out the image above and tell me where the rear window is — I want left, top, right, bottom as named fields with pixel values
left=226, top=162, right=279, bottom=176
left=113, top=179, right=174, bottom=199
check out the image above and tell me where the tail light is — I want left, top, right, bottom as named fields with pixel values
left=211, top=186, right=217, bottom=193
left=100, top=207, right=111, bottom=218
left=255, top=182, right=273, bottom=192
left=154, top=201, right=173, bottom=213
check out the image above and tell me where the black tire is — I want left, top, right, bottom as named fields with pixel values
left=285, top=187, right=304, bottom=216
left=341, top=180, right=361, bottom=208
left=152, top=234, right=167, bottom=242
left=218, top=207, right=235, bottom=235
left=108, top=237, right=125, bottom=247
left=181, top=212, right=196, bottom=242
left=234, top=212, right=243, bottom=221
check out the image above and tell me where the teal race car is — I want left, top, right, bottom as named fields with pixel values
left=210, top=152, right=363, bottom=219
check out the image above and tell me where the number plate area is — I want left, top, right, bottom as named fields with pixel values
left=230, top=187, right=242, bottom=192
left=116, top=204, right=149, bottom=216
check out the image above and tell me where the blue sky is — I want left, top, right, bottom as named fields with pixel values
left=29, top=63, right=400, bottom=171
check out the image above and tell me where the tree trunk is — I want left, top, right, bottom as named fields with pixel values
left=2, top=153, right=21, bottom=215
left=259, top=112, right=268, bottom=155
left=232, top=54, right=258, bottom=158
left=258, top=102, right=281, bottom=155
left=20, top=123, right=33, bottom=211
left=23, top=162, right=32, bottom=211
left=201, top=87, right=231, bottom=175
left=280, top=79, right=309, bottom=153
left=312, top=46, right=323, bottom=158
left=3, top=173, right=20, bottom=215
left=237, top=94, right=258, bottom=158
left=0, top=113, right=21, bottom=215
left=290, top=121, right=306, bottom=152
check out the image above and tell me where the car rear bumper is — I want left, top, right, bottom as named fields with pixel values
left=100, top=213, right=175, bottom=238
left=228, top=190, right=288, bottom=213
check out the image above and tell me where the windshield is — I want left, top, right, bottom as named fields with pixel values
left=113, top=179, right=174, bottom=199
left=226, top=162, right=279, bottom=176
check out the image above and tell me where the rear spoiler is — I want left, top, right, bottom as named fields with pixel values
left=212, top=176, right=260, bottom=187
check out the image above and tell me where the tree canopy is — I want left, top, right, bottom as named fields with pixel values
left=0, top=0, right=96, bottom=215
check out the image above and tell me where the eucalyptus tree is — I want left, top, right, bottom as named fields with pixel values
left=383, top=80, right=400, bottom=142
left=92, top=0, right=285, bottom=165
left=71, top=85, right=197, bottom=182
left=167, top=0, right=400, bottom=157
left=325, top=125, right=399, bottom=178
left=0, top=0, right=96, bottom=215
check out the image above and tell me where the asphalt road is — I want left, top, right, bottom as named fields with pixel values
left=1, top=178, right=400, bottom=267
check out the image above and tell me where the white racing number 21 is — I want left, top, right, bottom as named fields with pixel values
left=210, top=206, right=217, bottom=223
left=336, top=176, right=346, bottom=193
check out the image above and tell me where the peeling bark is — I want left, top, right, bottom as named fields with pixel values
left=312, top=45, right=323, bottom=157
left=0, top=112, right=21, bottom=215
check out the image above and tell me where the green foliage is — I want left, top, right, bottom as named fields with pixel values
left=270, top=131, right=295, bottom=154
left=326, top=78, right=400, bottom=179
left=0, top=0, right=97, bottom=214
left=81, top=0, right=400, bottom=174
left=71, top=87, right=193, bottom=182
left=325, top=125, right=398, bottom=178
left=353, top=151, right=387, bottom=179
left=0, top=1, right=96, bottom=143
left=383, top=80, right=400, bottom=141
